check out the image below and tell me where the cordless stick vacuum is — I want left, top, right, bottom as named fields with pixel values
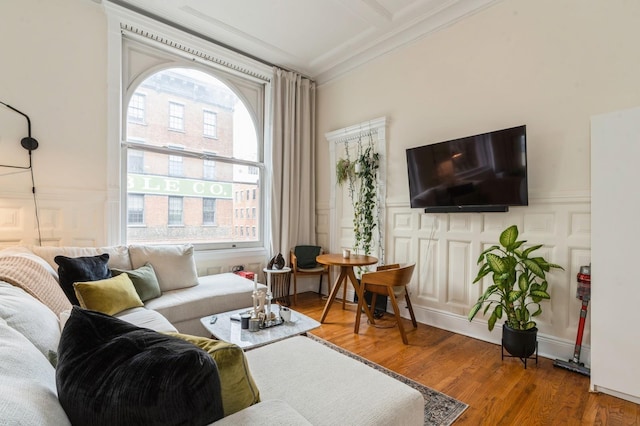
left=554, top=265, right=591, bottom=376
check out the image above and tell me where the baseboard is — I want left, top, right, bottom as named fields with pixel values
left=332, top=286, right=591, bottom=365
left=591, top=385, right=640, bottom=405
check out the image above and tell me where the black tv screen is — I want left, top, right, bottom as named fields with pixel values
left=406, top=125, right=528, bottom=212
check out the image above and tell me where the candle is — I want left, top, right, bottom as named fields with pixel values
left=267, top=273, right=271, bottom=295
left=253, top=274, right=258, bottom=291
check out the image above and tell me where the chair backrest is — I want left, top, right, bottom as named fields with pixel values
left=293, top=245, right=322, bottom=269
left=361, top=264, right=415, bottom=287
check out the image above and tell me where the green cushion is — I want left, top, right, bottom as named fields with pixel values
left=167, top=332, right=261, bottom=416
left=111, top=263, right=161, bottom=302
left=73, top=274, right=144, bottom=316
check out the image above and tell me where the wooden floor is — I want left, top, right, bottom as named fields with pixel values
left=291, top=292, right=639, bottom=426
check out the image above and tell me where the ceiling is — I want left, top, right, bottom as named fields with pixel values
left=111, top=0, right=499, bottom=84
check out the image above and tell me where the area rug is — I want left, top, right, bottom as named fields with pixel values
left=306, top=334, right=468, bottom=425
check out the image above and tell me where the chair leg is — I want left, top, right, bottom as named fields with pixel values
left=354, top=286, right=365, bottom=334
left=405, top=288, right=417, bottom=328
left=389, top=291, right=408, bottom=344
left=370, top=292, right=378, bottom=322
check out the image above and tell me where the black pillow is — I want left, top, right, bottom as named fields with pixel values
left=54, top=254, right=111, bottom=305
left=56, top=307, right=224, bottom=426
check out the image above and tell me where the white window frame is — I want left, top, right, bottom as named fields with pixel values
left=105, top=3, right=272, bottom=252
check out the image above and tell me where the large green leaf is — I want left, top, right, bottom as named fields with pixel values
left=518, top=274, right=529, bottom=292
left=468, top=302, right=482, bottom=321
left=472, top=263, right=491, bottom=283
left=507, top=290, right=522, bottom=302
left=477, top=245, right=500, bottom=264
left=522, top=244, right=543, bottom=258
left=488, top=311, right=498, bottom=331
left=524, top=321, right=536, bottom=330
left=487, top=253, right=506, bottom=274
left=523, top=258, right=545, bottom=278
left=530, top=289, right=551, bottom=299
left=500, top=225, right=518, bottom=249
left=531, top=305, right=542, bottom=316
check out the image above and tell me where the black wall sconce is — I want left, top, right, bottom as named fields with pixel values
left=1, top=101, right=39, bottom=169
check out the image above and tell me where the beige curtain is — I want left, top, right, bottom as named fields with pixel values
left=270, top=68, right=316, bottom=258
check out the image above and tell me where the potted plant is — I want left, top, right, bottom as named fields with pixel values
left=468, top=225, right=563, bottom=359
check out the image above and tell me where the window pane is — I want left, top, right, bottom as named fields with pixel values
left=127, top=194, right=144, bottom=224
left=203, top=110, right=217, bottom=138
left=168, top=155, right=183, bottom=177
left=203, top=159, right=216, bottom=180
left=168, top=196, right=183, bottom=225
left=125, top=67, right=261, bottom=248
left=169, top=102, right=184, bottom=131
left=128, top=149, right=144, bottom=173
left=127, top=93, right=145, bottom=124
left=203, top=198, right=216, bottom=225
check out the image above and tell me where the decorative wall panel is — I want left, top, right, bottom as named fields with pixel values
left=343, top=193, right=592, bottom=362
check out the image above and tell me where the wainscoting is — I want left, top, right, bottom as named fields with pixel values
left=317, top=191, right=592, bottom=363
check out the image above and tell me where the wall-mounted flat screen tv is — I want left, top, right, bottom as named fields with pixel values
left=406, top=125, right=528, bottom=213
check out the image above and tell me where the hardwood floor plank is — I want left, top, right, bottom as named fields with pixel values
left=292, top=292, right=640, bottom=425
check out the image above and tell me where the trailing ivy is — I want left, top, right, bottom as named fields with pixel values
left=353, top=145, right=379, bottom=256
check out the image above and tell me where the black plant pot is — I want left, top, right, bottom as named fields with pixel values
left=502, top=323, right=537, bottom=358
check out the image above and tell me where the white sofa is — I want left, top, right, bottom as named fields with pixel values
left=0, top=245, right=424, bottom=425
left=2, top=244, right=264, bottom=336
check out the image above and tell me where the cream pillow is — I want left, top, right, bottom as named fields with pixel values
left=74, top=274, right=143, bottom=316
left=129, top=244, right=198, bottom=292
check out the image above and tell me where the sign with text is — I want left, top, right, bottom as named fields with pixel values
left=127, top=174, right=233, bottom=198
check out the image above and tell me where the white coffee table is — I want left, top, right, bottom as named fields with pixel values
left=200, top=305, right=320, bottom=350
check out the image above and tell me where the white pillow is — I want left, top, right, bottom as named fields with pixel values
left=0, top=320, right=71, bottom=425
left=0, top=282, right=61, bottom=367
left=129, top=244, right=198, bottom=292
left=31, top=245, right=132, bottom=272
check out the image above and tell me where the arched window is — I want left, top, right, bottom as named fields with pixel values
left=124, top=66, right=264, bottom=249
left=121, top=31, right=266, bottom=248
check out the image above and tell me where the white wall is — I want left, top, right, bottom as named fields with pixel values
left=0, top=0, right=108, bottom=246
left=316, top=0, right=640, bottom=364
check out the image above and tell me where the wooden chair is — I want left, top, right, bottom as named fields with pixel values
left=354, top=263, right=417, bottom=345
left=290, top=245, right=331, bottom=305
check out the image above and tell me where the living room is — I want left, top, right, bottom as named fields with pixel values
left=1, top=0, right=639, bottom=421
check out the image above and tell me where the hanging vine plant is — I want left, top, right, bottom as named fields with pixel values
left=335, top=138, right=380, bottom=259
left=353, top=146, right=379, bottom=256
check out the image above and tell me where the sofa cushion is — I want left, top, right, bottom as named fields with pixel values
left=168, top=332, right=260, bottom=416
left=33, top=245, right=132, bottom=272
left=114, top=307, right=178, bottom=333
left=129, top=244, right=199, bottom=292
left=0, top=282, right=61, bottom=366
left=111, top=263, right=161, bottom=301
left=55, top=254, right=111, bottom=305
left=245, top=336, right=424, bottom=426
left=0, top=317, right=71, bottom=426
left=0, top=254, right=71, bottom=315
left=56, top=307, right=224, bottom=426
left=144, top=273, right=259, bottom=327
left=73, top=274, right=144, bottom=316
left=211, top=400, right=312, bottom=425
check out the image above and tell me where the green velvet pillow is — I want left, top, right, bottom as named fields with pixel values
left=111, top=263, right=161, bottom=302
left=73, top=274, right=144, bottom=316
left=167, top=332, right=261, bottom=416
